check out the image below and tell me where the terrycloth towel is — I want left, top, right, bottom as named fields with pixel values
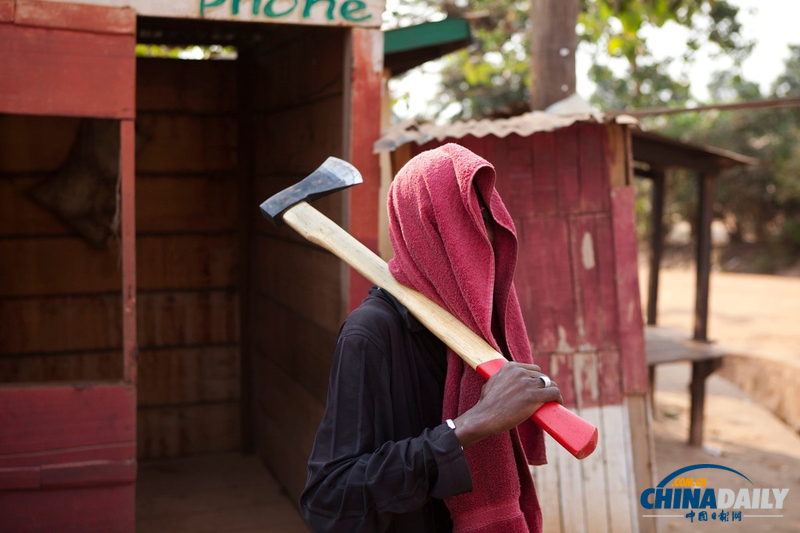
left=387, top=143, right=546, bottom=533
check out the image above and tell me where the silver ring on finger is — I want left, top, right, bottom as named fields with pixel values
left=538, top=375, right=552, bottom=388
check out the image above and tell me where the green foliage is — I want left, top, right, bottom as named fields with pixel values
left=648, top=49, right=800, bottom=255
left=385, top=0, right=799, bottom=261
left=388, top=0, right=752, bottom=118
left=580, top=0, right=753, bottom=110
left=135, top=44, right=236, bottom=60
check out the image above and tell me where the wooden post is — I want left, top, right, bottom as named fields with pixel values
left=646, top=171, right=665, bottom=325
left=237, top=45, right=256, bottom=453
left=529, top=0, right=579, bottom=110
left=689, top=359, right=722, bottom=446
left=344, top=28, right=383, bottom=311
left=120, top=119, right=137, bottom=386
left=694, top=173, right=715, bottom=341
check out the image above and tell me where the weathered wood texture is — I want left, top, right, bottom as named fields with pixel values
left=415, top=127, right=628, bottom=408
left=411, top=123, right=653, bottom=533
left=134, top=58, right=242, bottom=458
left=0, top=114, right=125, bottom=377
left=0, top=383, right=136, bottom=533
left=0, top=57, right=244, bottom=459
left=346, top=28, right=383, bottom=309
left=35, top=0, right=384, bottom=28
left=0, top=20, right=135, bottom=118
left=248, top=27, right=348, bottom=503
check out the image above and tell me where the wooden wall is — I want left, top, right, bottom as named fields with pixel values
left=1, top=24, right=357, bottom=498
left=0, top=57, right=243, bottom=460
left=134, top=57, right=241, bottom=459
left=246, top=26, right=348, bottom=502
left=411, top=126, right=654, bottom=533
left=0, top=114, right=124, bottom=382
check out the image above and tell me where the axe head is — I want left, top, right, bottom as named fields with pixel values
left=260, top=157, right=362, bottom=226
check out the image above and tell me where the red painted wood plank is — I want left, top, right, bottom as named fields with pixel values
left=611, top=187, right=648, bottom=394
left=578, top=124, right=610, bottom=214
left=568, top=214, right=619, bottom=351
left=573, top=352, right=600, bottom=409
left=530, top=132, right=559, bottom=217
left=597, top=349, right=623, bottom=406
left=0, top=466, right=40, bottom=490
left=0, top=484, right=134, bottom=533
left=15, top=0, right=135, bottom=34
left=569, top=214, right=601, bottom=350
left=0, top=383, right=136, bottom=455
left=595, top=212, right=620, bottom=350
left=121, top=120, right=137, bottom=385
left=0, top=24, right=135, bottom=118
left=0, top=0, right=14, bottom=22
left=0, top=443, right=135, bottom=469
left=555, top=126, right=580, bottom=214
left=454, top=135, right=487, bottom=161
left=549, top=353, right=576, bottom=409
left=41, top=459, right=136, bottom=489
left=518, top=217, right=576, bottom=354
left=347, top=28, right=383, bottom=311
left=500, top=134, right=536, bottom=217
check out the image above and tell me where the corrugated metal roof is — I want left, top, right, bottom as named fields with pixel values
left=374, top=98, right=637, bottom=153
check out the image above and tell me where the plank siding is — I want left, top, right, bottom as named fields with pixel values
left=249, top=27, right=347, bottom=501
left=0, top=23, right=135, bottom=119
left=132, top=58, right=243, bottom=456
left=0, top=58, right=246, bottom=457
left=411, top=124, right=650, bottom=533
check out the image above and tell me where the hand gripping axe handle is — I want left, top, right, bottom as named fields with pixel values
left=261, top=157, right=598, bottom=460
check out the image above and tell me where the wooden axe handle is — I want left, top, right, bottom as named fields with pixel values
left=284, top=201, right=598, bottom=460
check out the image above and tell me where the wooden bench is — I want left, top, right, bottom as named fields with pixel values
left=645, top=326, right=726, bottom=446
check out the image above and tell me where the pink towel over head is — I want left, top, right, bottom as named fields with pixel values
left=387, top=143, right=546, bottom=533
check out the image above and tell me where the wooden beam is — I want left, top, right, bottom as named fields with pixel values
left=121, top=119, right=137, bottom=385
left=14, top=0, right=135, bottom=34
left=0, top=384, right=136, bottom=455
left=345, top=28, right=383, bottom=312
left=632, top=133, right=721, bottom=174
left=688, top=359, right=722, bottom=446
left=237, top=45, right=256, bottom=453
left=610, top=186, right=648, bottom=395
left=0, top=24, right=135, bottom=119
left=646, top=172, right=665, bottom=326
left=607, top=95, right=800, bottom=118
left=694, top=173, right=715, bottom=341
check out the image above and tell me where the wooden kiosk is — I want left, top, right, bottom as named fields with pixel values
left=0, top=0, right=382, bottom=530
left=378, top=112, right=657, bottom=533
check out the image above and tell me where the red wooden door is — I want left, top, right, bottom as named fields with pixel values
left=0, top=2, right=138, bottom=532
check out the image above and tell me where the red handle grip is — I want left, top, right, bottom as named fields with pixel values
left=477, top=359, right=598, bottom=460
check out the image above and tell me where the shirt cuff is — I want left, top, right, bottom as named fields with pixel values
left=428, top=423, right=473, bottom=499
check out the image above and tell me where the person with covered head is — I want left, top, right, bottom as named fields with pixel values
left=300, top=144, right=562, bottom=532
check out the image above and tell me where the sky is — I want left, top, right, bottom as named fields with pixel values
left=390, top=0, right=800, bottom=118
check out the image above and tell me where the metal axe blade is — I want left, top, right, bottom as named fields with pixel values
left=259, top=157, right=362, bottom=226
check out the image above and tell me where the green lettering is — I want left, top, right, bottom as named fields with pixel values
left=340, top=0, right=371, bottom=22
left=264, top=0, right=296, bottom=17
left=200, top=0, right=226, bottom=17
left=232, top=0, right=262, bottom=15
left=302, top=0, right=335, bottom=20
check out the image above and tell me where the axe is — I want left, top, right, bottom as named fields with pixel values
left=261, top=157, right=598, bottom=460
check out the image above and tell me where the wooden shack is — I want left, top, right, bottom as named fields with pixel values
left=377, top=112, right=657, bottom=533
left=0, top=0, right=382, bottom=530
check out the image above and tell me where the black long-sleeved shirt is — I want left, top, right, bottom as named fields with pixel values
left=300, top=287, right=473, bottom=532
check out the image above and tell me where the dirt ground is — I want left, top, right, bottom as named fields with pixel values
left=642, top=267, right=800, bottom=532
